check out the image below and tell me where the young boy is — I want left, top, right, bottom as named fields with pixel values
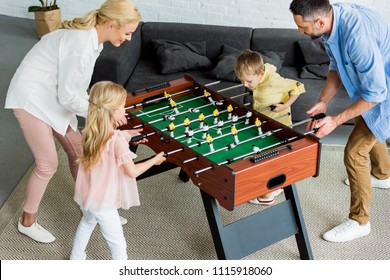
left=234, top=49, right=305, bottom=205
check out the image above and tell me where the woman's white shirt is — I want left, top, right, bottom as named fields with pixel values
left=5, top=28, right=103, bottom=136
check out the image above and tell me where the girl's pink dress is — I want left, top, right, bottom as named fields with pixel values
left=74, top=130, right=140, bottom=211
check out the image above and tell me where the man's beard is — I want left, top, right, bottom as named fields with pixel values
left=306, top=31, right=325, bottom=40
left=309, top=34, right=322, bottom=40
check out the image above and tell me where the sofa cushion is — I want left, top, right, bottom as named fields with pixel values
left=297, top=38, right=330, bottom=65
left=141, top=22, right=252, bottom=61
left=208, top=44, right=286, bottom=82
left=151, top=39, right=213, bottom=74
left=300, top=64, right=329, bottom=79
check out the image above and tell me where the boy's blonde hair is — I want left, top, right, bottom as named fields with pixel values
left=61, top=0, right=141, bottom=30
left=234, top=49, right=264, bottom=81
left=79, top=81, right=127, bottom=171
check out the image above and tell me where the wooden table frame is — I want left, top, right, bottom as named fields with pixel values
left=127, top=75, right=318, bottom=259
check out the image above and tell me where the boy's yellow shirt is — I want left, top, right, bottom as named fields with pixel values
left=253, top=63, right=305, bottom=126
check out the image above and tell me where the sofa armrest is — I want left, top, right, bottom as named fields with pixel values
left=91, top=22, right=143, bottom=86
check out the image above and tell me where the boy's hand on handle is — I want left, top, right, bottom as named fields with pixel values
left=270, top=102, right=285, bottom=112
left=270, top=102, right=286, bottom=112
left=154, top=152, right=166, bottom=165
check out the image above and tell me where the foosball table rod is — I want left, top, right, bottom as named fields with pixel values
left=186, top=116, right=252, bottom=147
left=187, top=118, right=269, bottom=149
left=183, top=127, right=284, bottom=166
left=161, top=103, right=250, bottom=133
left=290, top=113, right=326, bottom=128
left=130, top=131, right=158, bottom=142
left=191, top=135, right=298, bottom=176
left=148, top=101, right=223, bottom=125
left=216, top=83, right=243, bottom=93
left=229, top=91, right=251, bottom=100
left=203, top=127, right=284, bottom=157
left=163, top=147, right=185, bottom=157
left=126, top=80, right=221, bottom=111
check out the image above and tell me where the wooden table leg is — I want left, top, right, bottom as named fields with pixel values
left=200, top=184, right=313, bottom=260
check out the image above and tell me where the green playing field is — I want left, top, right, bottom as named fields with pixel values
left=133, top=93, right=281, bottom=164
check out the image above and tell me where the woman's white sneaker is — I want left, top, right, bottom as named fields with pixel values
left=18, top=220, right=55, bottom=243
left=322, top=219, right=371, bottom=242
left=119, top=216, right=128, bottom=226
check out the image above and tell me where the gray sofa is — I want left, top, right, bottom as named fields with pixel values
left=91, top=21, right=353, bottom=124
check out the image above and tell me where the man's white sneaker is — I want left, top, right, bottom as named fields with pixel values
left=18, top=220, right=55, bottom=243
left=344, top=175, right=390, bottom=189
left=322, top=219, right=371, bottom=242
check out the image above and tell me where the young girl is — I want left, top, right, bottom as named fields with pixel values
left=70, top=81, right=166, bottom=260
left=5, top=0, right=141, bottom=243
left=234, top=49, right=306, bottom=205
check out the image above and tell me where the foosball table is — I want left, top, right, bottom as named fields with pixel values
left=123, top=75, right=321, bottom=260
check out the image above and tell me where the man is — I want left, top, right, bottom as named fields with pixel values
left=289, top=0, right=390, bottom=242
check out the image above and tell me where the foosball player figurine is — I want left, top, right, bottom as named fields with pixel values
left=188, top=108, right=199, bottom=113
left=186, top=128, right=194, bottom=144
left=231, top=124, right=239, bottom=144
left=164, top=91, right=171, bottom=101
left=232, top=114, right=238, bottom=126
left=213, top=108, right=219, bottom=124
left=206, top=133, right=214, bottom=152
left=168, top=121, right=175, bottom=137
left=255, top=117, right=262, bottom=135
left=217, top=118, right=224, bottom=135
left=202, top=123, right=209, bottom=139
left=227, top=104, right=233, bottom=120
left=252, top=145, right=261, bottom=154
left=169, top=99, right=179, bottom=114
left=204, top=90, right=215, bottom=105
left=198, top=112, right=205, bottom=128
left=245, top=110, right=253, bottom=125
left=183, top=116, right=190, bottom=133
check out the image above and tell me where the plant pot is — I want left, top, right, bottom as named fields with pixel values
left=34, top=9, right=62, bottom=39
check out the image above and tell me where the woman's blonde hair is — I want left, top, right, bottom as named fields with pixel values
left=79, top=81, right=127, bottom=171
left=234, top=49, right=264, bottom=81
left=61, top=0, right=141, bottom=30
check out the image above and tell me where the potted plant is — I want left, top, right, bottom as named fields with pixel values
left=28, top=0, right=62, bottom=38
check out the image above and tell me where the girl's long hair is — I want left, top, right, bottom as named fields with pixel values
left=61, top=0, right=141, bottom=30
left=79, top=81, right=127, bottom=172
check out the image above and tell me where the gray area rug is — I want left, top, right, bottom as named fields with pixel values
left=0, top=144, right=389, bottom=260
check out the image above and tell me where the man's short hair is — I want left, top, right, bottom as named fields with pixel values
left=289, top=0, right=331, bottom=20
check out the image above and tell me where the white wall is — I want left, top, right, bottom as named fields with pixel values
left=0, top=0, right=389, bottom=29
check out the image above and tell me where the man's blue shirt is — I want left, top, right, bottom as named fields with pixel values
left=322, top=3, right=390, bottom=142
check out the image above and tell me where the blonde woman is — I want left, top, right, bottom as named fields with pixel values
left=70, top=81, right=165, bottom=260
left=5, top=0, right=142, bottom=243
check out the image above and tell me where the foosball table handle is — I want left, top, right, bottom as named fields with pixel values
left=130, top=134, right=147, bottom=143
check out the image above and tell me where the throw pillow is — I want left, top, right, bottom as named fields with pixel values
left=297, top=38, right=330, bottom=65
left=208, top=44, right=286, bottom=82
left=300, top=64, right=329, bottom=79
left=151, top=39, right=213, bottom=74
